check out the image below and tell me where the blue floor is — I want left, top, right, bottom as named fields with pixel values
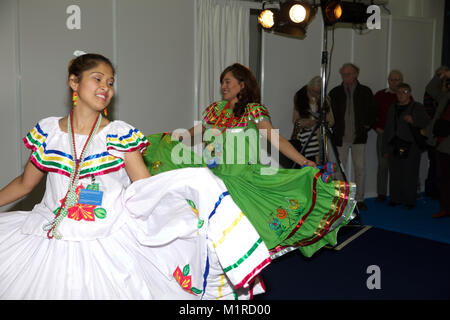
left=255, top=226, right=450, bottom=300
left=255, top=195, right=450, bottom=300
left=359, top=195, right=450, bottom=245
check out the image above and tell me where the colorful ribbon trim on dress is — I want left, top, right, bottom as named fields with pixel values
left=296, top=180, right=350, bottom=247
left=24, top=126, right=149, bottom=178
left=106, top=128, right=149, bottom=152
left=211, top=211, right=271, bottom=290
left=202, top=101, right=271, bottom=129
left=201, top=191, right=230, bottom=299
left=269, top=177, right=355, bottom=258
left=201, top=191, right=271, bottom=297
left=285, top=171, right=322, bottom=240
left=233, top=255, right=271, bottom=290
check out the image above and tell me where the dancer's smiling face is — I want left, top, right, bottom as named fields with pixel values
left=69, top=62, right=115, bottom=112
left=221, top=71, right=244, bottom=105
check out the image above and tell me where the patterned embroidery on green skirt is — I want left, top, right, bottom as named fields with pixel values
left=152, top=160, right=163, bottom=171
left=268, top=198, right=305, bottom=238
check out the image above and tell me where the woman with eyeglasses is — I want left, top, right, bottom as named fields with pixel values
left=382, top=83, right=430, bottom=209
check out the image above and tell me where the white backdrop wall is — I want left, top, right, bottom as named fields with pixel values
left=0, top=0, right=21, bottom=191
left=0, top=0, right=197, bottom=211
left=115, top=0, right=195, bottom=134
left=261, top=2, right=444, bottom=199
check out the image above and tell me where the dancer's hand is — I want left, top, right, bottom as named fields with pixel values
left=302, top=159, right=317, bottom=168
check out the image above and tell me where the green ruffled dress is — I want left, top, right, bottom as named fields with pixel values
left=143, top=101, right=356, bottom=258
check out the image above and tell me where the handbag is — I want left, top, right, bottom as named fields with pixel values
left=390, top=136, right=411, bottom=159
left=390, top=105, right=411, bottom=159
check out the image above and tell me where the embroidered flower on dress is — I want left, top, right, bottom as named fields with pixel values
left=276, top=208, right=288, bottom=219
left=173, top=264, right=202, bottom=295
left=68, top=203, right=96, bottom=221
left=53, top=185, right=107, bottom=222
left=66, top=186, right=95, bottom=221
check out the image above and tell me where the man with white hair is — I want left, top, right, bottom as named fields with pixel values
left=373, top=70, right=404, bottom=202
left=329, top=63, right=377, bottom=211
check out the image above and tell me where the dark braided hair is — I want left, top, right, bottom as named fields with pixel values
left=68, top=53, right=115, bottom=82
left=220, top=63, right=261, bottom=118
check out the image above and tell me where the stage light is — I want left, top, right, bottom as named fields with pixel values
left=289, top=4, right=307, bottom=23
left=321, top=0, right=370, bottom=26
left=257, top=1, right=316, bottom=37
left=278, top=1, right=316, bottom=37
left=339, top=1, right=370, bottom=24
left=258, top=9, right=276, bottom=29
left=279, top=1, right=314, bottom=25
left=332, top=3, right=342, bottom=20
left=321, top=0, right=343, bottom=26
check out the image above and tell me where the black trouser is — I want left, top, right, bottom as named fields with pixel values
left=436, top=150, right=450, bottom=212
left=425, top=147, right=438, bottom=197
left=388, top=145, right=422, bottom=206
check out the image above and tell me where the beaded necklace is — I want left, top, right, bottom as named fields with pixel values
left=43, top=110, right=102, bottom=239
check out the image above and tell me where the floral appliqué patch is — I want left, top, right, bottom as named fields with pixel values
left=173, top=264, right=202, bottom=295
left=53, top=184, right=107, bottom=221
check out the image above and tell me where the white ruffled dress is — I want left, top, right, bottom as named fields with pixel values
left=0, top=117, right=270, bottom=300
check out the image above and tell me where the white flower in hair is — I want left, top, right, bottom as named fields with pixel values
left=73, top=50, right=86, bottom=57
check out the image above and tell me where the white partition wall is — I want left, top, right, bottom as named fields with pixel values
left=352, top=16, right=391, bottom=196
left=0, top=0, right=21, bottom=190
left=115, top=0, right=195, bottom=134
left=389, top=16, right=435, bottom=100
left=18, top=0, right=115, bottom=167
left=262, top=16, right=324, bottom=140
left=0, top=0, right=197, bottom=211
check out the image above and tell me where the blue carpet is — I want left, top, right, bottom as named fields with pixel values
left=254, top=195, right=450, bottom=300
left=359, top=195, right=450, bottom=245
left=255, top=227, right=450, bottom=300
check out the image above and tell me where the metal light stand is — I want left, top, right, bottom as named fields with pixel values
left=293, top=22, right=363, bottom=226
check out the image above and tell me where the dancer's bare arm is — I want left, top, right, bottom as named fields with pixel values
left=0, top=157, right=45, bottom=207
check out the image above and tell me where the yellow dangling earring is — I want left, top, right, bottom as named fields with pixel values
left=103, top=108, right=108, bottom=117
left=72, top=92, right=77, bottom=106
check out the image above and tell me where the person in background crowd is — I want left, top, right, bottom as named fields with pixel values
left=329, top=63, right=377, bottom=211
left=373, top=70, right=403, bottom=202
left=423, top=66, right=449, bottom=200
left=290, top=76, right=334, bottom=164
left=382, top=83, right=430, bottom=210
left=424, top=68, right=450, bottom=218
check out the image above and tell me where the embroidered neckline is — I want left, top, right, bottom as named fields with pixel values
left=203, top=101, right=270, bottom=130
left=24, top=119, right=149, bottom=179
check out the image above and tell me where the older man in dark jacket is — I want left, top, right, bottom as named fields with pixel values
left=329, top=63, right=377, bottom=210
left=424, top=70, right=450, bottom=217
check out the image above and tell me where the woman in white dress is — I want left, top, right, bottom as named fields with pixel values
left=0, top=54, right=270, bottom=300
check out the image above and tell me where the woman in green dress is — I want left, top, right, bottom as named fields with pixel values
left=143, top=63, right=356, bottom=258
